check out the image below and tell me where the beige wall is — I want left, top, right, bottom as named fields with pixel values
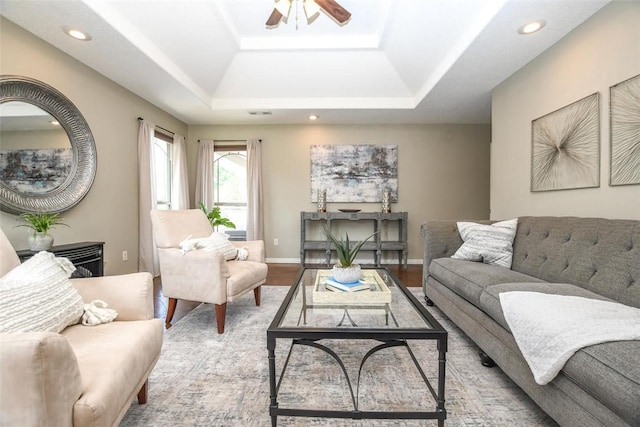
left=0, top=16, right=490, bottom=270
left=491, top=2, right=640, bottom=221
left=188, top=124, right=491, bottom=263
left=0, top=18, right=188, bottom=275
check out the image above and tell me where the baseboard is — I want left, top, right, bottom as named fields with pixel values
left=265, top=257, right=423, bottom=265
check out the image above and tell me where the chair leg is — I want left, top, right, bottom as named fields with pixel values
left=137, top=380, right=148, bottom=404
left=254, top=286, right=261, bottom=306
left=215, top=303, right=227, bottom=334
left=165, top=297, right=177, bottom=329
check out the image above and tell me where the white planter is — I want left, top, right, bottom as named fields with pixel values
left=332, top=264, right=362, bottom=283
left=29, top=232, right=54, bottom=251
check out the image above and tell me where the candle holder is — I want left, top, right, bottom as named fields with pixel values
left=317, top=189, right=327, bottom=213
left=381, top=189, right=391, bottom=213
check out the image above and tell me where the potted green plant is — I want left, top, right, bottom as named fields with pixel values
left=199, top=202, right=236, bottom=230
left=16, top=211, right=68, bottom=251
left=323, top=224, right=377, bottom=283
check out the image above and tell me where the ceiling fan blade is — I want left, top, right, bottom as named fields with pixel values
left=314, top=0, right=351, bottom=24
left=265, top=8, right=283, bottom=28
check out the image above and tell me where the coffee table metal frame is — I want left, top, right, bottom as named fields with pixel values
left=267, top=267, right=448, bottom=426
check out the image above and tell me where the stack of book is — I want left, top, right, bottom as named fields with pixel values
left=324, top=277, right=370, bottom=292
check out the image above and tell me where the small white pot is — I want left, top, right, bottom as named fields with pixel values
left=332, top=264, right=362, bottom=283
left=29, top=232, right=54, bottom=251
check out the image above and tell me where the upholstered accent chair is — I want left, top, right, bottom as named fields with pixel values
left=150, top=209, right=268, bottom=333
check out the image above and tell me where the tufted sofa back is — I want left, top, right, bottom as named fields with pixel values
left=511, top=216, right=640, bottom=308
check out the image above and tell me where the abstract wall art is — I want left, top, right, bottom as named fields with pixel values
left=531, top=93, right=600, bottom=192
left=610, top=74, right=640, bottom=186
left=311, top=144, right=398, bottom=202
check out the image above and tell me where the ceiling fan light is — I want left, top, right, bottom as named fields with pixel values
left=275, top=0, right=292, bottom=19
left=304, top=0, right=321, bottom=20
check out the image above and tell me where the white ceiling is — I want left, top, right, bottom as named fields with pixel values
left=0, top=0, right=610, bottom=125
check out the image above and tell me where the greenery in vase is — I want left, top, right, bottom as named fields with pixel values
left=16, top=212, right=68, bottom=235
left=323, top=224, right=377, bottom=268
left=198, top=202, right=236, bottom=230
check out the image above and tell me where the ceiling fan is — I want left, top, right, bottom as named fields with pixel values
left=266, top=0, right=352, bottom=29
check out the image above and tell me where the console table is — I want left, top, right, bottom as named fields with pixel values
left=300, top=211, right=408, bottom=267
left=17, top=241, right=105, bottom=277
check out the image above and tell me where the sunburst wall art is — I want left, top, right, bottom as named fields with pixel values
left=531, top=93, right=600, bottom=192
left=610, top=74, right=640, bottom=186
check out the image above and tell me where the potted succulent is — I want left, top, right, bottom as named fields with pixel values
left=323, top=224, right=377, bottom=283
left=16, top=211, right=68, bottom=251
left=199, top=202, right=236, bottom=230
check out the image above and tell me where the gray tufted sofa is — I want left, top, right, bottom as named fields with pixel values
left=421, top=216, right=640, bottom=426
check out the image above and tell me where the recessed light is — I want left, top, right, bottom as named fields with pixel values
left=518, top=20, right=546, bottom=35
left=50, top=120, right=60, bottom=126
left=308, top=115, right=319, bottom=121
left=63, top=26, right=92, bottom=41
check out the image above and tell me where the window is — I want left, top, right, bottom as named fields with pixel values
left=214, top=146, right=247, bottom=238
left=153, top=131, right=172, bottom=210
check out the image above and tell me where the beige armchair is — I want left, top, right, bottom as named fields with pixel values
left=150, top=209, right=268, bottom=333
left=0, top=228, right=163, bottom=427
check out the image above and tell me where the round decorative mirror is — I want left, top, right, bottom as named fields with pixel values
left=0, top=75, right=97, bottom=214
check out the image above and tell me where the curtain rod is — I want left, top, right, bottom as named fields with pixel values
left=137, top=117, right=174, bottom=136
left=197, top=139, right=262, bottom=143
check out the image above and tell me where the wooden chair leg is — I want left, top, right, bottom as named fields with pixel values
left=137, top=380, right=148, bottom=404
left=215, top=303, right=227, bottom=334
left=254, top=286, right=261, bottom=306
left=165, top=297, right=177, bottom=329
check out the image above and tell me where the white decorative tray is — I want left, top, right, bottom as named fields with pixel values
left=312, top=269, right=392, bottom=305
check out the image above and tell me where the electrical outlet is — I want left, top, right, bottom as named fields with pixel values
left=122, top=250, right=128, bottom=261
left=273, top=238, right=279, bottom=246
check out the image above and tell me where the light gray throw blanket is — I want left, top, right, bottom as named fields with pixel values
left=499, top=291, right=640, bottom=385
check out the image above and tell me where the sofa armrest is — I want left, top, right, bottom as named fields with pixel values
left=421, top=221, right=465, bottom=270
left=232, top=240, right=265, bottom=262
left=0, top=332, right=83, bottom=427
left=157, top=248, right=230, bottom=304
left=71, top=272, right=154, bottom=321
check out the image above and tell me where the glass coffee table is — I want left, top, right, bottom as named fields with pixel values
left=267, top=267, right=447, bottom=426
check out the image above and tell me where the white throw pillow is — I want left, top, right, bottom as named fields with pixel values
left=179, top=232, right=238, bottom=260
left=0, top=251, right=84, bottom=333
left=451, top=218, right=518, bottom=268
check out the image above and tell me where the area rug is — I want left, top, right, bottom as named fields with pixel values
left=121, top=286, right=555, bottom=426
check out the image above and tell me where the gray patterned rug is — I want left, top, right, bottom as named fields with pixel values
left=121, top=286, right=555, bottom=426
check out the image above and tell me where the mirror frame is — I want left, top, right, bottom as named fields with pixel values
left=0, top=75, right=97, bottom=214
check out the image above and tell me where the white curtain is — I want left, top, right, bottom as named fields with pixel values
left=195, top=139, right=215, bottom=209
left=171, top=134, right=189, bottom=209
left=138, top=121, right=159, bottom=276
left=246, top=139, right=264, bottom=241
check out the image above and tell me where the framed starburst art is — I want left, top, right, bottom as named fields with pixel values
left=531, top=93, right=600, bottom=192
left=610, top=74, right=640, bottom=186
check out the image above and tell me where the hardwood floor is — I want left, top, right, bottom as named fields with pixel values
left=153, top=263, right=423, bottom=325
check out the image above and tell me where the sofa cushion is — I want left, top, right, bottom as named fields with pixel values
left=428, top=257, right=543, bottom=306
left=0, top=252, right=84, bottom=333
left=479, top=282, right=640, bottom=426
left=452, top=218, right=518, bottom=268
left=226, top=260, right=267, bottom=300
left=564, top=340, right=640, bottom=426
left=62, top=319, right=163, bottom=427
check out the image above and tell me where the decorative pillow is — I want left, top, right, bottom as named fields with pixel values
left=451, top=218, right=518, bottom=268
left=0, top=251, right=84, bottom=333
left=236, top=247, right=249, bottom=261
left=179, top=232, right=238, bottom=261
